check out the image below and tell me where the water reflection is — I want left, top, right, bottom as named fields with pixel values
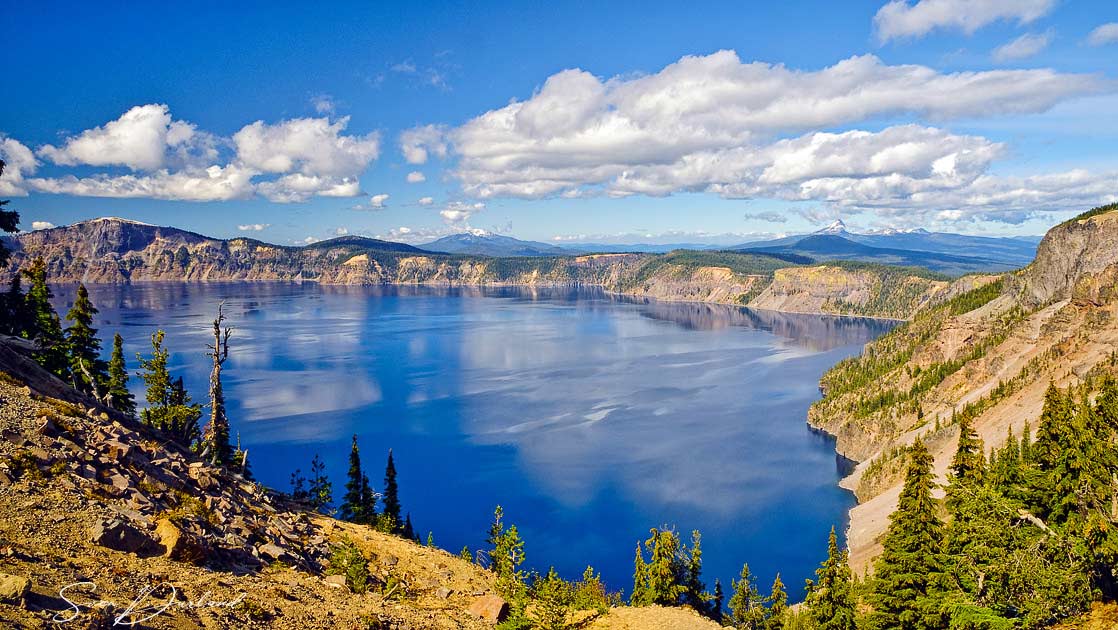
left=57, top=282, right=892, bottom=601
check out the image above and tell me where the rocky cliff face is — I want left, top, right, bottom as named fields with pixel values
left=806, top=204, right=1118, bottom=572
left=1010, top=205, right=1118, bottom=308
left=7, top=218, right=952, bottom=320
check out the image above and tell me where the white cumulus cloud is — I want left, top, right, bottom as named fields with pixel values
left=440, top=201, right=484, bottom=225
left=874, top=0, right=1055, bottom=42
left=233, top=116, right=379, bottom=178
left=31, top=221, right=55, bottom=230
left=442, top=50, right=1106, bottom=222
left=406, top=171, right=426, bottom=183
left=28, top=164, right=256, bottom=202
left=1087, top=23, right=1118, bottom=46
left=417, top=196, right=434, bottom=206
left=0, top=136, right=38, bottom=196
left=38, top=104, right=216, bottom=171
left=237, top=223, right=270, bottom=231
left=399, top=124, right=448, bottom=164
left=370, top=193, right=390, bottom=209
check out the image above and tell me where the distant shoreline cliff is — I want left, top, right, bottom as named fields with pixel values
left=4, top=217, right=974, bottom=321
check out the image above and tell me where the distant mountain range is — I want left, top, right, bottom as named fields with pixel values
left=730, top=220, right=1039, bottom=275
left=5, top=217, right=1042, bottom=274
left=420, top=231, right=570, bottom=257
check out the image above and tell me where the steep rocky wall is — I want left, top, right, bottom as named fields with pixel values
left=7, top=219, right=952, bottom=319
left=806, top=205, right=1118, bottom=572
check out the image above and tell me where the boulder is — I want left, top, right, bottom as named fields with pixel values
left=155, top=518, right=205, bottom=563
left=467, top=594, right=509, bottom=623
left=89, top=518, right=151, bottom=554
left=435, top=586, right=452, bottom=600
left=257, top=542, right=296, bottom=565
left=323, top=574, right=348, bottom=590
left=0, top=572, right=31, bottom=603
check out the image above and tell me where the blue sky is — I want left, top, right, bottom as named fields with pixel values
left=1, top=0, right=1117, bottom=245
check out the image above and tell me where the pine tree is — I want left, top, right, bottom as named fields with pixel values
left=308, top=453, right=333, bottom=513
left=402, top=514, right=416, bottom=541
left=711, top=578, right=724, bottom=623
left=765, top=574, right=787, bottom=630
left=202, top=304, right=233, bottom=466
left=804, top=526, right=856, bottom=630
left=486, top=506, right=526, bottom=600
left=683, top=529, right=707, bottom=612
left=728, top=562, right=765, bottom=629
left=869, top=439, right=946, bottom=630
left=22, top=258, right=68, bottom=378
left=0, top=160, right=18, bottom=269
left=64, top=284, right=108, bottom=397
left=631, top=542, right=650, bottom=606
left=290, top=468, right=308, bottom=500
left=382, top=449, right=401, bottom=532
left=138, top=331, right=201, bottom=447
left=340, top=435, right=372, bottom=524
left=1, top=275, right=29, bottom=337
left=948, top=414, right=985, bottom=489
left=107, top=333, right=136, bottom=416
left=644, top=528, right=685, bottom=606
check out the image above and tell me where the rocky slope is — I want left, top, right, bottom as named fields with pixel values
left=5, top=218, right=954, bottom=320
left=807, top=204, right=1118, bottom=572
left=0, top=338, right=721, bottom=629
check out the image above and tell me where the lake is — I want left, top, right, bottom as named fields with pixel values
left=59, top=282, right=892, bottom=600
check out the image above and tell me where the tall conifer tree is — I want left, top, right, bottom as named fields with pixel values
left=107, top=332, right=136, bottom=416
left=64, top=283, right=108, bottom=396
left=382, top=449, right=401, bottom=531
left=765, top=574, right=787, bottom=630
left=869, top=439, right=945, bottom=630
left=341, top=435, right=371, bottom=524
left=22, top=257, right=68, bottom=378
left=804, top=526, right=857, bottom=630
left=728, top=562, right=765, bottom=629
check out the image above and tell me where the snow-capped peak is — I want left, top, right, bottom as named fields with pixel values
left=81, top=216, right=155, bottom=226
left=815, top=219, right=848, bottom=235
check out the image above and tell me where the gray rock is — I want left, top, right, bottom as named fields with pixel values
left=324, top=574, right=348, bottom=589
left=89, top=518, right=151, bottom=554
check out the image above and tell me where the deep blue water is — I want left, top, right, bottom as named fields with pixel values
left=57, top=283, right=891, bottom=600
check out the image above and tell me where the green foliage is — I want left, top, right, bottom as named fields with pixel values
left=382, top=449, right=401, bottom=532
left=620, top=250, right=798, bottom=292
left=64, top=284, right=109, bottom=396
left=572, top=566, right=614, bottom=613
left=487, top=505, right=527, bottom=601
left=1056, top=202, right=1118, bottom=228
left=0, top=275, right=31, bottom=337
left=765, top=574, right=787, bottom=630
left=631, top=527, right=686, bottom=607
left=308, top=453, right=333, bottom=512
left=532, top=567, right=574, bottom=630
left=340, top=435, right=377, bottom=525
left=946, top=414, right=985, bottom=512
left=327, top=538, right=370, bottom=594
left=683, top=529, right=707, bottom=612
left=869, top=439, right=946, bottom=630
left=803, top=527, right=857, bottom=630
left=107, top=333, right=136, bottom=416
left=138, top=331, right=202, bottom=448
left=22, top=257, right=69, bottom=378
left=728, top=562, right=766, bottom=629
